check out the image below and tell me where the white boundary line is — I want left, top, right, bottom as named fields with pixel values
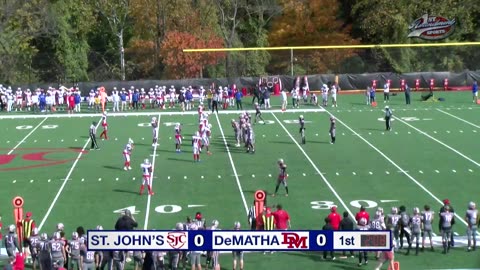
left=0, top=108, right=326, bottom=120
left=322, top=109, right=468, bottom=226
left=394, top=116, right=480, bottom=168
left=270, top=112, right=355, bottom=218
left=436, top=108, right=480, bottom=129
left=38, top=118, right=102, bottom=231
left=214, top=113, right=249, bottom=214
left=144, top=114, right=161, bottom=229
left=7, top=117, right=48, bottom=155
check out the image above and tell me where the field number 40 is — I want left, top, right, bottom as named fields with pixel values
left=311, top=200, right=380, bottom=210
left=113, top=205, right=185, bottom=215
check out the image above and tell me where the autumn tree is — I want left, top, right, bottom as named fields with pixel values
left=268, top=0, right=358, bottom=74
left=161, top=31, right=224, bottom=79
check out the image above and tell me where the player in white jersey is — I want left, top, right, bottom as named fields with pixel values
left=148, top=88, right=155, bottom=109
left=321, top=84, right=329, bottom=106
left=174, top=123, right=183, bottom=153
left=123, top=138, right=134, bottom=170
left=25, top=89, right=32, bottom=111
left=302, top=86, right=309, bottom=104
left=330, top=85, right=338, bottom=107
left=112, top=89, right=120, bottom=112
left=15, top=89, right=23, bottom=111
left=6, top=91, right=14, bottom=112
left=169, top=86, right=176, bottom=108
left=192, top=132, right=202, bottom=162
left=201, top=124, right=212, bottom=155
left=151, top=117, right=159, bottom=147
left=139, top=159, right=154, bottom=195
left=198, top=86, right=205, bottom=105
left=88, top=90, right=95, bottom=109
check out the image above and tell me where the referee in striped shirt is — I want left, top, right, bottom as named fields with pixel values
left=90, top=121, right=100, bottom=150
left=248, top=203, right=256, bottom=230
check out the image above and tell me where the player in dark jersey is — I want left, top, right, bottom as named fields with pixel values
left=253, top=103, right=265, bottom=124
left=398, top=206, right=411, bottom=252
left=28, top=228, right=41, bottom=270
left=440, top=205, right=455, bottom=254
left=329, top=116, right=336, bottom=144
left=37, top=233, right=52, bottom=270
left=299, top=115, right=305, bottom=144
left=272, top=159, right=288, bottom=197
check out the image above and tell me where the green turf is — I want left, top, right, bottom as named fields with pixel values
left=1, top=91, right=479, bottom=269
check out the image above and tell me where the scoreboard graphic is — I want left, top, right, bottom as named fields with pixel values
left=87, top=230, right=392, bottom=251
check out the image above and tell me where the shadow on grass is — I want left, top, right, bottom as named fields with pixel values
left=167, top=157, right=193, bottom=163
left=113, top=189, right=139, bottom=195
left=103, top=165, right=120, bottom=170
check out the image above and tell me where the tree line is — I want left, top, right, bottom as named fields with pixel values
left=1, top=0, right=479, bottom=84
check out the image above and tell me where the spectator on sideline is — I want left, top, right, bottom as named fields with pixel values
left=473, top=80, right=478, bottom=103
left=235, top=90, right=243, bottom=110
left=339, top=211, right=355, bottom=258
left=383, top=81, right=390, bottom=103
left=405, top=83, right=411, bottom=105
left=322, top=218, right=335, bottom=260
left=115, top=209, right=138, bottom=231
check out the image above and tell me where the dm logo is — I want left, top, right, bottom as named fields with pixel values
left=408, top=14, right=456, bottom=40
left=0, top=148, right=87, bottom=171
left=166, top=232, right=187, bottom=249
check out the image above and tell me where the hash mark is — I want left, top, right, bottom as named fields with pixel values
left=368, top=171, right=373, bottom=175
left=81, top=178, right=85, bottom=181
left=47, top=139, right=51, bottom=142
left=469, top=169, right=474, bottom=172
left=48, top=179, right=51, bottom=183
left=75, top=139, right=78, bottom=141
left=315, top=133, right=318, bottom=136
left=435, top=170, right=440, bottom=173
left=115, top=138, right=118, bottom=140
left=6, top=141, right=10, bottom=143
left=460, top=130, right=464, bottom=133
left=452, top=169, right=456, bottom=173
left=98, top=178, right=102, bottom=181
left=30, top=179, right=34, bottom=183
left=268, top=174, right=272, bottom=177
left=381, top=132, right=385, bottom=135
left=12, top=180, right=16, bottom=183
left=394, top=132, right=398, bottom=135
left=132, top=177, right=136, bottom=180
left=34, top=140, right=37, bottom=143
left=276, top=134, right=279, bottom=137
left=386, top=171, right=390, bottom=175
left=352, top=172, right=356, bottom=175
left=184, top=176, right=187, bottom=179
left=201, top=176, right=204, bottom=179
left=408, top=131, right=411, bottom=134
left=252, top=174, right=256, bottom=178
left=446, top=131, right=450, bottom=133
left=433, top=131, right=437, bottom=134
left=218, top=175, right=221, bottom=179
left=142, top=137, right=145, bottom=140
left=474, top=130, right=478, bottom=133
left=419, top=170, right=423, bottom=174
left=336, top=172, right=339, bottom=176
left=302, top=173, right=306, bottom=176
left=368, top=132, right=372, bottom=135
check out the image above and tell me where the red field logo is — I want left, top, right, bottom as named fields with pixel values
left=0, top=148, right=87, bottom=171
left=166, top=232, right=187, bottom=249
left=408, top=14, right=456, bottom=40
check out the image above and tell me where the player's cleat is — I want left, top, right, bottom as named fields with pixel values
left=285, top=194, right=288, bottom=197
left=207, top=151, right=212, bottom=155
left=124, top=167, right=128, bottom=171
left=149, top=192, right=154, bottom=195
left=128, top=166, right=132, bottom=170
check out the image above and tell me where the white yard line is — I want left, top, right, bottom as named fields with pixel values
left=38, top=118, right=102, bottom=231
left=436, top=109, right=480, bottom=129
left=144, top=114, right=161, bottom=229
left=0, top=108, right=326, bottom=119
left=393, top=116, right=480, bottom=168
left=323, top=110, right=468, bottom=226
left=8, top=117, right=48, bottom=154
left=270, top=112, right=355, bottom=218
left=214, top=113, right=249, bottom=214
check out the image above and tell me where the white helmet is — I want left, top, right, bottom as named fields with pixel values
left=211, top=220, right=219, bottom=227
left=57, top=223, right=64, bottom=231
left=152, top=117, right=157, bottom=121
left=33, top=228, right=39, bottom=236
left=103, top=111, right=107, bottom=116
left=144, top=158, right=150, bottom=164
left=208, top=124, right=212, bottom=129
left=53, top=232, right=61, bottom=240
left=9, top=224, right=15, bottom=232
left=40, top=233, right=48, bottom=240
left=176, top=222, right=184, bottom=230
left=391, top=207, right=398, bottom=214
left=299, top=115, right=304, bottom=119
left=128, top=138, right=134, bottom=144
left=469, top=201, right=476, bottom=209
left=377, top=207, right=384, bottom=214
left=413, top=207, right=420, bottom=214
left=190, top=224, right=198, bottom=231
left=72, top=232, right=79, bottom=239
left=96, top=225, right=103, bottom=230
left=234, top=221, right=241, bottom=229
left=278, top=158, right=284, bottom=164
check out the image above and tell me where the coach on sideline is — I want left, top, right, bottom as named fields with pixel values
left=115, top=209, right=138, bottom=230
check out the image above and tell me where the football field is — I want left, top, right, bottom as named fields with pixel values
left=0, top=91, right=479, bottom=269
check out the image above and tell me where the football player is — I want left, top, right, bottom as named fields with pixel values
left=28, top=228, right=41, bottom=270
left=37, top=233, right=52, bottom=270
left=140, top=159, right=154, bottom=196
left=232, top=222, right=243, bottom=270
left=68, top=232, right=81, bottom=270
left=174, top=123, right=183, bottom=153
left=192, top=131, right=202, bottom=162
left=321, top=84, right=329, bottom=107
left=299, top=115, right=305, bottom=144
left=440, top=205, right=455, bottom=254
left=245, top=123, right=255, bottom=154
left=421, top=205, right=434, bottom=251
left=123, top=138, right=134, bottom=171
left=370, top=211, right=386, bottom=259
left=99, top=111, right=108, bottom=140
left=357, top=218, right=369, bottom=266
left=254, top=102, right=265, bottom=125
left=272, top=159, right=288, bottom=197
left=465, top=201, right=478, bottom=251
left=409, top=207, right=422, bottom=255
left=201, top=123, right=212, bottom=155
left=386, top=207, right=401, bottom=250
left=398, top=206, right=411, bottom=251
left=50, top=232, right=66, bottom=267
left=329, top=116, right=336, bottom=144
left=232, top=119, right=241, bottom=147
left=151, top=117, right=159, bottom=147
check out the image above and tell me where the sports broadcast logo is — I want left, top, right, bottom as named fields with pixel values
left=167, top=232, right=187, bottom=249
left=281, top=232, right=308, bottom=249
left=408, top=14, right=456, bottom=40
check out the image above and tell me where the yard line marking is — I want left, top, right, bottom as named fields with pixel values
left=214, top=113, right=249, bottom=214
left=7, top=117, right=47, bottom=155
left=143, top=113, right=161, bottom=230
left=394, top=116, right=480, bottom=168
left=321, top=109, right=469, bottom=227
left=271, top=112, right=355, bottom=218
left=38, top=118, right=102, bottom=231
left=437, top=109, right=480, bottom=129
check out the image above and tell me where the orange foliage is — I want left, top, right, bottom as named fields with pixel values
left=269, top=0, right=359, bottom=73
left=161, top=31, right=225, bottom=79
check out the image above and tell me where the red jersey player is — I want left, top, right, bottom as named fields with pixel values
left=151, top=117, right=159, bottom=147
left=356, top=206, right=370, bottom=226
left=175, top=123, right=183, bottom=153
left=100, top=111, right=108, bottom=140
left=139, top=158, right=154, bottom=195
left=123, top=138, right=134, bottom=171
left=192, top=131, right=202, bottom=162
